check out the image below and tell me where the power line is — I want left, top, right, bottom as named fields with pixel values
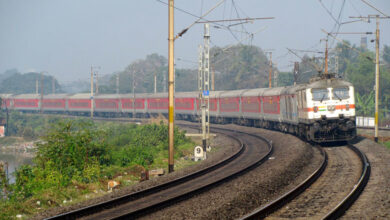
left=349, top=0, right=362, bottom=16
left=360, top=0, right=389, bottom=17
left=155, top=0, right=252, bottom=43
left=329, top=0, right=346, bottom=48
left=318, top=0, right=340, bottom=24
left=231, top=0, right=248, bottom=40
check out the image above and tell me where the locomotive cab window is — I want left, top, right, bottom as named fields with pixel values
left=311, top=89, right=329, bottom=101
left=332, top=87, right=349, bottom=100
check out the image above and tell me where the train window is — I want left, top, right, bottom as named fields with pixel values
left=312, top=89, right=329, bottom=101
left=333, top=87, right=349, bottom=100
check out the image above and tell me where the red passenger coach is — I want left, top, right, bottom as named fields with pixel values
left=148, top=97, right=169, bottom=114
left=68, top=100, right=90, bottom=109
left=219, top=97, right=240, bottom=112
left=175, top=97, right=195, bottom=111
left=68, top=94, right=91, bottom=112
left=13, top=94, right=40, bottom=111
left=262, top=96, right=280, bottom=114
left=42, top=94, right=68, bottom=112
left=175, top=92, right=197, bottom=119
left=121, top=98, right=145, bottom=109
left=241, top=96, right=261, bottom=113
left=94, top=95, right=120, bottom=113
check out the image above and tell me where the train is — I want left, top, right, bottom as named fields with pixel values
left=0, top=74, right=356, bottom=143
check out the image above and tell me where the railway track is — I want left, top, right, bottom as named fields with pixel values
left=46, top=125, right=273, bottom=220
left=240, top=144, right=370, bottom=219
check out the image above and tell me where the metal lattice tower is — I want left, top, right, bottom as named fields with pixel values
left=198, top=45, right=203, bottom=97
left=202, top=23, right=210, bottom=153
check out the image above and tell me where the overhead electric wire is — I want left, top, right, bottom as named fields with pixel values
left=318, top=0, right=340, bottom=24
left=287, top=48, right=323, bottom=73
left=360, top=0, right=389, bottom=17
left=321, top=29, right=375, bottom=62
left=212, top=26, right=268, bottom=65
left=329, top=0, right=346, bottom=48
left=155, top=0, right=227, bottom=36
left=349, top=0, right=362, bottom=16
left=155, top=0, right=256, bottom=44
left=231, top=0, right=249, bottom=40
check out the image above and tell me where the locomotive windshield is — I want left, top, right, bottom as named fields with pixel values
left=312, top=89, right=329, bottom=101
left=332, top=87, right=349, bottom=100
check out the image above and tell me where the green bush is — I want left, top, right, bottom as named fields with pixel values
left=8, top=119, right=191, bottom=202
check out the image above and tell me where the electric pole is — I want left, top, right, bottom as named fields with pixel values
left=201, top=23, right=211, bottom=156
left=273, top=68, right=278, bottom=87
left=335, top=54, right=339, bottom=75
left=293, top=62, right=299, bottom=86
left=325, top=39, right=328, bottom=74
left=132, top=69, right=136, bottom=118
left=40, top=72, right=43, bottom=113
left=90, top=66, right=94, bottom=118
left=268, top=52, right=272, bottom=88
left=52, top=77, right=55, bottom=94
left=95, top=71, right=99, bottom=95
left=349, top=15, right=390, bottom=142
left=320, top=38, right=329, bottom=75
left=198, top=44, right=203, bottom=98
left=211, top=64, right=215, bottom=91
left=168, top=0, right=175, bottom=173
left=154, top=73, right=157, bottom=94
left=116, top=74, right=119, bottom=94
left=36, top=79, right=39, bottom=94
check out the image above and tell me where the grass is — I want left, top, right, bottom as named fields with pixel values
left=383, top=141, right=390, bottom=150
left=0, top=137, right=22, bottom=146
left=0, top=133, right=199, bottom=219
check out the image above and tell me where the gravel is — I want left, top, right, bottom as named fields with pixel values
left=142, top=125, right=321, bottom=220
left=32, top=125, right=241, bottom=220
left=342, top=136, right=390, bottom=219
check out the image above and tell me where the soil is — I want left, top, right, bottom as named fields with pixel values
left=141, top=125, right=322, bottom=220
left=268, top=146, right=362, bottom=219
left=32, top=124, right=241, bottom=219
left=342, top=137, right=390, bottom=219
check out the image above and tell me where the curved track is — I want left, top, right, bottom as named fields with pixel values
left=241, top=144, right=370, bottom=220
left=47, top=125, right=273, bottom=220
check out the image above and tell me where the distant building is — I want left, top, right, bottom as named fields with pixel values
left=361, top=36, right=367, bottom=49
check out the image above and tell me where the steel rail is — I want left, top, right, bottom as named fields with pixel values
left=240, top=144, right=370, bottom=220
left=239, top=146, right=328, bottom=220
left=322, top=144, right=371, bottom=219
left=47, top=125, right=273, bottom=220
left=46, top=124, right=244, bottom=220
left=102, top=127, right=273, bottom=219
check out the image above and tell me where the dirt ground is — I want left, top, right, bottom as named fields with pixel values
left=33, top=125, right=241, bottom=219
left=342, top=136, right=390, bottom=219
left=142, top=125, right=322, bottom=220
left=35, top=125, right=390, bottom=219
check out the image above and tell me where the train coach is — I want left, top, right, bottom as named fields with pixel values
left=0, top=75, right=356, bottom=143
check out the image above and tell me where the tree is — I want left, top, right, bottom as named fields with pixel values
left=211, top=45, right=270, bottom=90
left=355, top=91, right=374, bottom=116
left=383, top=45, right=390, bottom=66
left=0, top=72, right=62, bottom=94
left=277, top=72, right=294, bottom=86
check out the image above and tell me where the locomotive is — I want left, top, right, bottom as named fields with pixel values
left=0, top=75, right=356, bottom=143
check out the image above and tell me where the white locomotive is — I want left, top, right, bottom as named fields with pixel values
left=1, top=75, right=356, bottom=143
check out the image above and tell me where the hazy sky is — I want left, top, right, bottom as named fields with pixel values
left=1, top=0, right=389, bottom=82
